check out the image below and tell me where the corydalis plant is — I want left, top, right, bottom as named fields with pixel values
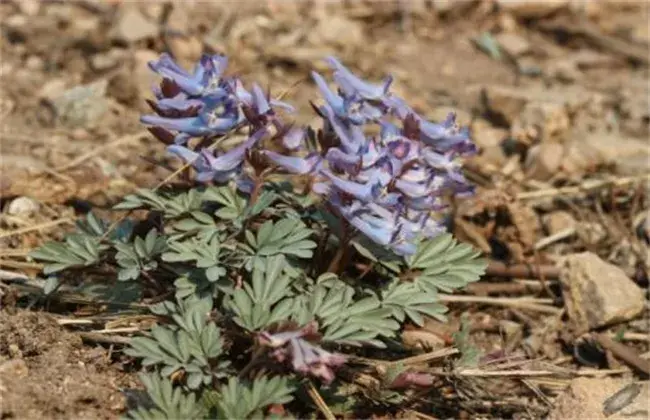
left=33, top=51, right=486, bottom=420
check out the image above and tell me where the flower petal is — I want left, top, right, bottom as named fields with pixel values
left=320, top=104, right=364, bottom=155
left=251, top=83, right=271, bottom=114
left=311, top=71, right=346, bottom=117
left=322, top=169, right=380, bottom=202
left=326, top=56, right=392, bottom=99
left=264, top=151, right=322, bottom=174
left=281, top=126, right=305, bottom=151
left=141, top=115, right=211, bottom=136
left=325, top=147, right=361, bottom=174
left=349, top=214, right=393, bottom=245
left=206, top=127, right=267, bottom=171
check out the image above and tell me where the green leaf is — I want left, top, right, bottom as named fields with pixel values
left=406, top=235, right=486, bottom=294
left=381, top=281, right=448, bottom=326
left=453, top=314, right=482, bottom=369
left=124, top=374, right=205, bottom=420
left=113, top=189, right=202, bottom=218
left=43, top=277, right=60, bottom=295
left=215, top=376, right=295, bottom=420
left=249, top=219, right=316, bottom=259
left=30, top=233, right=104, bottom=274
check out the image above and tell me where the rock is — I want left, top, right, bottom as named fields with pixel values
left=514, top=101, right=571, bottom=143
left=547, top=59, right=581, bottom=83
left=580, top=132, right=650, bottom=176
left=480, top=84, right=595, bottom=127
left=559, top=138, right=602, bottom=177
left=470, top=119, right=508, bottom=166
left=309, top=12, right=364, bottom=48
left=543, top=211, right=576, bottom=235
left=481, top=85, right=529, bottom=126
left=575, top=222, right=607, bottom=245
left=6, top=197, right=40, bottom=217
left=16, top=0, right=40, bottom=16
left=90, top=49, right=125, bottom=72
left=471, top=119, right=508, bottom=148
left=401, top=329, right=446, bottom=351
left=4, top=14, right=27, bottom=30
left=166, top=35, right=203, bottom=70
left=38, top=79, right=67, bottom=102
left=25, top=55, right=44, bottom=72
left=74, top=16, right=101, bottom=33
left=560, top=252, right=645, bottom=334
left=495, top=0, right=569, bottom=19
left=0, top=359, right=28, bottom=379
left=524, top=142, right=564, bottom=181
left=110, top=7, right=158, bottom=44
left=165, top=5, right=190, bottom=34
left=572, top=49, right=623, bottom=70
left=48, top=80, right=109, bottom=128
left=549, top=378, right=649, bottom=420
left=107, top=71, right=139, bottom=106
left=523, top=316, right=562, bottom=359
left=495, top=32, right=530, bottom=57
left=499, top=320, right=523, bottom=350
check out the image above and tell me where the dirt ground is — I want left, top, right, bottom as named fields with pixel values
left=0, top=0, right=648, bottom=418
left=0, top=310, right=137, bottom=419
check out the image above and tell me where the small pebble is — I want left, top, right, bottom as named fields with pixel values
left=6, top=196, right=40, bottom=217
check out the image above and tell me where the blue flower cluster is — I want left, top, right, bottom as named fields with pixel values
left=141, top=53, right=476, bottom=256
left=263, top=57, right=477, bottom=255
left=141, top=53, right=293, bottom=190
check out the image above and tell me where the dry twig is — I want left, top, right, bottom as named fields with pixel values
left=438, top=294, right=561, bottom=314
left=306, top=381, right=336, bottom=420
left=0, top=218, right=74, bottom=240
left=595, top=333, right=650, bottom=376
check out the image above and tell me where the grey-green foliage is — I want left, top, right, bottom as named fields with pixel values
left=29, top=233, right=105, bottom=275
left=207, top=376, right=295, bottom=419
left=114, top=229, right=167, bottom=281
left=124, top=373, right=205, bottom=420
left=452, top=314, right=482, bottom=369
left=225, top=255, right=295, bottom=331
left=29, top=183, right=488, bottom=419
left=380, top=280, right=448, bottom=325
left=171, top=211, right=221, bottom=242
left=405, top=234, right=486, bottom=294
left=243, top=218, right=317, bottom=271
left=293, top=278, right=398, bottom=348
left=125, top=374, right=294, bottom=420
left=125, top=296, right=227, bottom=389
left=115, top=188, right=203, bottom=218
left=29, top=212, right=131, bottom=275
left=162, top=235, right=226, bottom=282
left=203, top=185, right=277, bottom=225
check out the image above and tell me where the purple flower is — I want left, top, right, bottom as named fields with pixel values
left=264, top=151, right=322, bottom=174
left=259, top=323, right=347, bottom=384
left=280, top=126, right=306, bottom=151
left=168, top=127, right=267, bottom=183
left=263, top=57, right=477, bottom=256
left=325, top=56, right=393, bottom=100
left=142, top=53, right=295, bottom=146
left=141, top=53, right=477, bottom=257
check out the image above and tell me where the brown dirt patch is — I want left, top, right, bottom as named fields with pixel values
left=0, top=310, right=136, bottom=420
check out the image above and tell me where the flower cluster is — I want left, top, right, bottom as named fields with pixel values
left=264, top=57, right=477, bottom=255
left=140, top=53, right=476, bottom=256
left=140, top=53, right=293, bottom=190
left=258, top=322, right=347, bottom=384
